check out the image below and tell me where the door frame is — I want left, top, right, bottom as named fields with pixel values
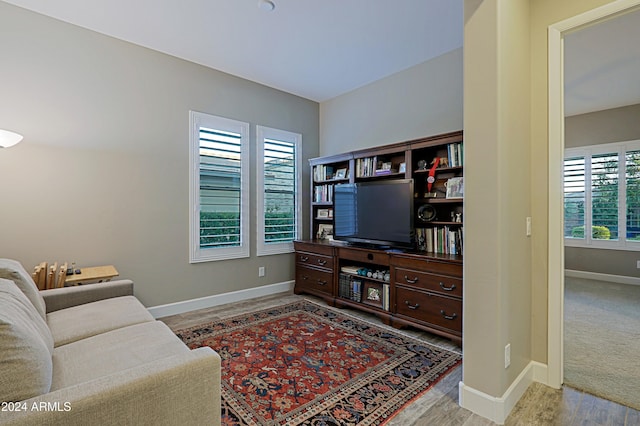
left=547, top=0, right=640, bottom=389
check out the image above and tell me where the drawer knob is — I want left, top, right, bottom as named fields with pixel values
left=439, top=282, right=456, bottom=291
left=317, top=279, right=327, bottom=286
left=316, top=259, right=327, bottom=266
left=405, top=301, right=420, bottom=310
left=301, top=275, right=309, bottom=281
left=440, top=310, right=457, bottom=321
left=404, top=275, right=419, bottom=284
left=300, top=255, right=309, bottom=262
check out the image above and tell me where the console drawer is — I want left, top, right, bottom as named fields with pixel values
left=294, top=241, right=334, bottom=257
left=296, top=251, right=333, bottom=270
left=338, top=247, right=390, bottom=266
left=295, top=266, right=333, bottom=296
left=395, top=286, right=462, bottom=333
left=391, top=255, right=462, bottom=278
left=394, top=268, right=462, bottom=298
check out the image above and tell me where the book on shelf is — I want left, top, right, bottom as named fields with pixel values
left=313, top=164, right=334, bottom=181
left=313, top=184, right=334, bottom=203
left=415, top=226, right=463, bottom=255
left=340, top=266, right=360, bottom=275
left=339, top=273, right=351, bottom=299
left=339, top=273, right=390, bottom=311
left=351, top=280, right=362, bottom=302
left=447, top=142, right=464, bottom=167
left=446, top=142, right=464, bottom=167
left=356, top=156, right=377, bottom=178
left=374, top=169, right=392, bottom=176
left=383, top=283, right=390, bottom=311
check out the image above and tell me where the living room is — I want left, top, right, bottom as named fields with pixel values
left=2, top=0, right=639, bottom=425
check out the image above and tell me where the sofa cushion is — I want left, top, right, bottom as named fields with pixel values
left=0, top=258, right=47, bottom=321
left=0, top=278, right=53, bottom=402
left=47, top=295, right=155, bottom=347
left=51, top=321, right=189, bottom=391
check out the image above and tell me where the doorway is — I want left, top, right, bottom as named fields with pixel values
left=547, top=0, right=640, bottom=393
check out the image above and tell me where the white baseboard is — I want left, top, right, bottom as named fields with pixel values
left=147, top=280, right=295, bottom=318
left=565, top=269, right=640, bottom=286
left=459, top=361, right=547, bottom=424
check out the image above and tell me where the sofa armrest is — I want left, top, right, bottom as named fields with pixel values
left=0, top=347, right=221, bottom=426
left=41, top=280, right=134, bottom=313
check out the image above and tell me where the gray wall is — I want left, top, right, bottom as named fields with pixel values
left=0, top=3, right=319, bottom=307
left=565, top=103, right=640, bottom=277
left=319, top=48, right=463, bottom=156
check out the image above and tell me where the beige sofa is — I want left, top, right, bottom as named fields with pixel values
left=0, top=259, right=221, bottom=426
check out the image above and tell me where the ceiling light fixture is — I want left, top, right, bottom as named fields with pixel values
left=258, top=0, right=275, bottom=12
left=0, top=129, right=23, bottom=148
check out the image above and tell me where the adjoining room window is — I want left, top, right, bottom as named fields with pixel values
left=563, top=140, right=640, bottom=250
left=256, top=126, right=302, bottom=256
left=189, top=111, right=250, bottom=262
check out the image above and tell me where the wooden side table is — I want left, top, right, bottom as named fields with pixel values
left=65, top=265, right=119, bottom=286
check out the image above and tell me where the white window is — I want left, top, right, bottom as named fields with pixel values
left=189, top=111, right=250, bottom=262
left=256, top=126, right=302, bottom=256
left=563, top=140, right=640, bottom=250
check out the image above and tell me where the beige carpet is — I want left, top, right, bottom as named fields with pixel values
left=564, top=276, right=640, bottom=410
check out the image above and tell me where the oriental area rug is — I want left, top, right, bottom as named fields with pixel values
left=176, top=300, right=462, bottom=425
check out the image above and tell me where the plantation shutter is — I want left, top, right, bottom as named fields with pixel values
left=626, top=149, right=640, bottom=243
left=590, top=152, right=618, bottom=240
left=263, top=138, right=296, bottom=244
left=563, top=156, right=585, bottom=239
left=199, top=127, right=242, bottom=248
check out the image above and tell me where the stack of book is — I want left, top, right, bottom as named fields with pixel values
left=313, top=165, right=334, bottom=182
left=447, top=142, right=464, bottom=167
left=338, top=273, right=362, bottom=302
left=313, top=184, right=334, bottom=203
left=415, top=226, right=463, bottom=255
left=355, top=157, right=375, bottom=177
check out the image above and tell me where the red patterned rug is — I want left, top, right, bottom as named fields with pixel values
left=176, top=300, right=461, bottom=425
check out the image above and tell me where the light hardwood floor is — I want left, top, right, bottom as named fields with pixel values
left=159, top=293, right=640, bottom=425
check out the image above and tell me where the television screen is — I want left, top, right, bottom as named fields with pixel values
left=333, top=179, right=414, bottom=249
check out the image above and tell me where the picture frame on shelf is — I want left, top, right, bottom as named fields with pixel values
left=362, top=282, right=383, bottom=308
left=317, top=208, right=330, bottom=218
left=446, top=177, right=464, bottom=199
left=367, top=286, right=381, bottom=301
left=335, top=168, right=347, bottom=179
left=317, top=224, right=333, bottom=240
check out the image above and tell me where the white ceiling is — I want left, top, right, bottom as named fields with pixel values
left=2, top=0, right=463, bottom=102
left=3, top=0, right=638, bottom=113
left=564, top=8, right=640, bottom=116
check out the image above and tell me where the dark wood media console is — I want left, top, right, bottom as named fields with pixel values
left=300, top=131, right=464, bottom=345
left=294, top=240, right=462, bottom=345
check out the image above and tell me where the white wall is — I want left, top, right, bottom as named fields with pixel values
left=319, top=48, right=463, bottom=156
left=463, top=0, right=532, bottom=402
left=0, top=2, right=319, bottom=307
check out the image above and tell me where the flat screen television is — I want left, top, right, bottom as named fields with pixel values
left=333, top=179, right=414, bottom=249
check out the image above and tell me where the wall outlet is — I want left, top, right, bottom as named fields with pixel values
left=258, top=266, right=265, bottom=277
left=526, top=217, right=532, bottom=237
left=637, top=260, right=640, bottom=269
left=505, top=344, right=511, bottom=368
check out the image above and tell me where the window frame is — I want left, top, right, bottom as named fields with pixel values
left=564, top=139, right=640, bottom=251
left=256, top=125, right=302, bottom=256
left=189, top=111, right=250, bottom=263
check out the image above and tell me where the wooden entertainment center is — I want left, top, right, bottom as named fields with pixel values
left=295, top=130, right=464, bottom=345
